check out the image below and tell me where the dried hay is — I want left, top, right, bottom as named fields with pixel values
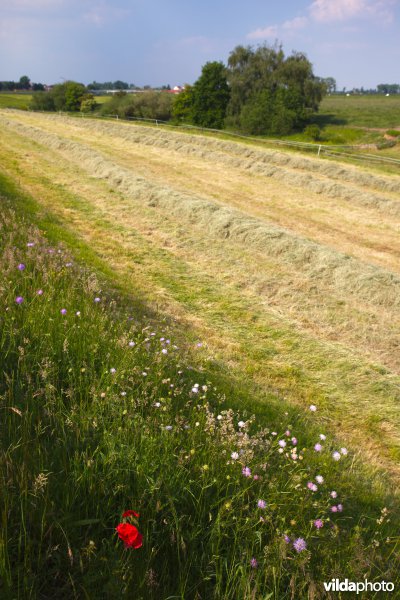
left=2, top=115, right=400, bottom=315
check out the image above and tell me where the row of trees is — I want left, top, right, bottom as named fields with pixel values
left=21, top=43, right=400, bottom=135
left=0, top=75, right=44, bottom=91
left=27, top=45, right=327, bottom=135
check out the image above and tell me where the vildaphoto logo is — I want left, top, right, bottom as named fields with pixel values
left=323, top=579, right=394, bottom=594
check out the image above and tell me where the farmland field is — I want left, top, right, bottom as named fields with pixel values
left=1, top=108, right=400, bottom=465
left=317, top=94, right=400, bottom=129
left=1, top=108, right=400, bottom=597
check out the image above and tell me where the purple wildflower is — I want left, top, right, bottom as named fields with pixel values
left=331, top=506, right=338, bottom=513
left=291, top=437, right=298, bottom=445
left=337, top=504, right=343, bottom=512
left=37, top=289, right=43, bottom=295
left=250, top=558, right=258, bottom=569
left=60, top=308, right=67, bottom=315
left=94, top=297, right=101, bottom=303
left=257, top=499, right=267, bottom=509
left=330, top=491, right=338, bottom=498
left=314, top=443, right=322, bottom=452
left=293, top=538, right=307, bottom=553
left=314, top=519, right=324, bottom=529
left=15, top=296, right=24, bottom=304
left=284, top=535, right=291, bottom=544
left=309, top=405, right=317, bottom=412
left=332, top=451, right=341, bottom=461
left=242, top=466, right=251, bottom=478
left=278, top=440, right=287, bottom=448
left=17, top=263, right=25, bottom=271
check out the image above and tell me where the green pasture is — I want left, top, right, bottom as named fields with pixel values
left=0, top=93, right=32, bottom=110
left=317, top=94, right=400, bottom=129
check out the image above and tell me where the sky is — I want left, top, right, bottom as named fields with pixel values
left=0, top=0, right=399, bottom=89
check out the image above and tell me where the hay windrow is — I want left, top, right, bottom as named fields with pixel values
left=2, top=115, right=400, bottom=315
left=20, top=111, right=400, bottom=217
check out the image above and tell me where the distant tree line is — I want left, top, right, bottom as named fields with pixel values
left=15, top=52, right=400, bottom=136
left=0, top=75, right=44, bottom=91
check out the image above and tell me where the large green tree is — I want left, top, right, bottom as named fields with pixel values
left=191, top=61, right=230, bottom=129
left=225, top=44, right=325, bottom=134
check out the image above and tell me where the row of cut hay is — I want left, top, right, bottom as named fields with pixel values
left=37, top=111, right=400, bottom=195
left=3, top=116, right=400, bottom=317
left=7, top=111, right=400, bottom=217
left=49, top=115, right=400, bottom=217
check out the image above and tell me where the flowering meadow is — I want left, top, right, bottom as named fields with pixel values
left=0, top=198, right=399, bottom=599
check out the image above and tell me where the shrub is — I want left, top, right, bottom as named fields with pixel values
left=304, top=124, right=322, bottom=141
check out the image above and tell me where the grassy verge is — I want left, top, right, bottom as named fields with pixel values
left=1, top=172, right=400, bottom=599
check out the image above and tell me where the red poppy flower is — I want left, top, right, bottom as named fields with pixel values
left=122, top=510, right=140, bottom=518
left=116, top=522, right=143, bottom=549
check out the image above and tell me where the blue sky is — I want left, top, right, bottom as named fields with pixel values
left=0, top=0, right=399, bottom=89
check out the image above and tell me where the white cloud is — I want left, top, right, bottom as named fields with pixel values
left=247, top=25, right=279, bottom=40
left=309, top=0, right=396, bottom=23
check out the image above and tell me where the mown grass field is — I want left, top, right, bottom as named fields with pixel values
left=1, top=108, right=400, bottom=598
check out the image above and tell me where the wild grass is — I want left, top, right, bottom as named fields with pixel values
left=1, top=186, right=399, bottom=599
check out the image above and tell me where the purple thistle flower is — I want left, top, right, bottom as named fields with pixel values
left=15, top=296, right=24, bottom=304
left=257, top=499, right=267, bottom=509
left=250, top=557, right=258, bottom=569
left=37, top=289, right=43, bottom=295
left=293, top=538, right=307, bottom=553
left=314, top=443, right=322, bottom=452
left=242, top=466, right=251, bottom=478
left=291, top=437, right=298, bottom=445
left=17, top=263, right=25, bottom=271
left=337, top=504, right=343, bottom=512
left=331, top=506, right=338, bottom=513
left=314, top=519, right=324, bottom=529
left=284, top=535, right=291, bottom=544
left=60, top=308, right=67, bottom=315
